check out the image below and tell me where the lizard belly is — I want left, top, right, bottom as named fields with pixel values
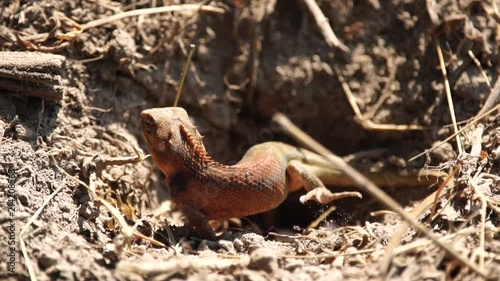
left=198, top=180, right=287, bottom=220
left=171, top=156, right=289, bottom=220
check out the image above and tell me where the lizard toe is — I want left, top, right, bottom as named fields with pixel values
left=300, top=188, right=362, bottom=204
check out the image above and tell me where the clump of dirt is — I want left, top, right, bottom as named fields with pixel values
left=0, top=0, right=499, bottom=280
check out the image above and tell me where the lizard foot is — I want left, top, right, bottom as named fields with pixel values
left=300, top=188, right=362, bottom=204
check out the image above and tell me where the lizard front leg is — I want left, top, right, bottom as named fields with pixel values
left=287, top=160, right=362, bottom=204
left=179, top=204, right=217, bottom=240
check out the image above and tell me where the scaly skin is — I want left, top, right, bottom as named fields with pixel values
left=141, top=107, right=445, bottom=239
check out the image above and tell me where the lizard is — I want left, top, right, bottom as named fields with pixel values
left=141, top=107, right=445, bottom=239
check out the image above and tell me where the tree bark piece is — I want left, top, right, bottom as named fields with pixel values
left=0, top=52, right=65, bottom=101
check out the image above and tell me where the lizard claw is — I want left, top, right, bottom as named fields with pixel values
left=300, top=188, right=362, bottom=204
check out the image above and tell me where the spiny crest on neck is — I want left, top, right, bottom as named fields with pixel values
left=179, top=124, right=214, bottom=164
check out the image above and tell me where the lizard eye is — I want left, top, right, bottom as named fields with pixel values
left=141, top=115, right=156, bottom=134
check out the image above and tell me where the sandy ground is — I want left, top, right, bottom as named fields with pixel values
left=0, top=0, right=499, bottom=280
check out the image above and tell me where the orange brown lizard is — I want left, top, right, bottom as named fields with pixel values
left=141, top=107, right=444, bottom=239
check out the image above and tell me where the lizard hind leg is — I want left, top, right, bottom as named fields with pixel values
left=286, top=161, right=362, bottom=204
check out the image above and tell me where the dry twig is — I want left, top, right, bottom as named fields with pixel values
left=332, top=64, right=425, bottom=130
left=20, top=4, right=225, bottom=42
left=476, top=77, right=500, bottom=118
left=302, top=0, right=348, bottom=52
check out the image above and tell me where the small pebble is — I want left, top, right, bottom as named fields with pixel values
left=218, top=239, right=235, bottom=253
left=248, top=247, right=278, bottom=274
left=15, top=123, right=35, bottom=141
left=233, top=238, right=245, bottom=252
left=430, top=141, right=455, bottom=162
left=39, top=251, right=61, bottom=269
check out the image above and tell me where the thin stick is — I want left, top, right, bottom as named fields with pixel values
left=476, top=76, right=500, bottom=118
left=302, top=0, right=348, bottom=52
left=272, top=112, right=488, bottom=279
left=23, top=4, right=225, bottom=42
left=173, top=44, right=196, bottom=107
left=82, top=5, right=224, bottom=31
left=435, top=39, right=463, bottom=154
left=332, top=64, right=425, bottom=131
left=19, top=182, right=66, bottom=237
left=333, top=64, right=362, bottom=118
left=467, top=50, right=491, bottom=88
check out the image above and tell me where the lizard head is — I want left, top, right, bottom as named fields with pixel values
left=141, top=107, right=202, bottom=176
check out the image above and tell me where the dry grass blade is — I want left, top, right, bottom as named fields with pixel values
left=19, top=179, right=67, bottom=281
left=434, top=38, right=463, bottom=154
left=272, top=112, right=489, bottom=279
left=173, top=44, right=196, bottom=107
